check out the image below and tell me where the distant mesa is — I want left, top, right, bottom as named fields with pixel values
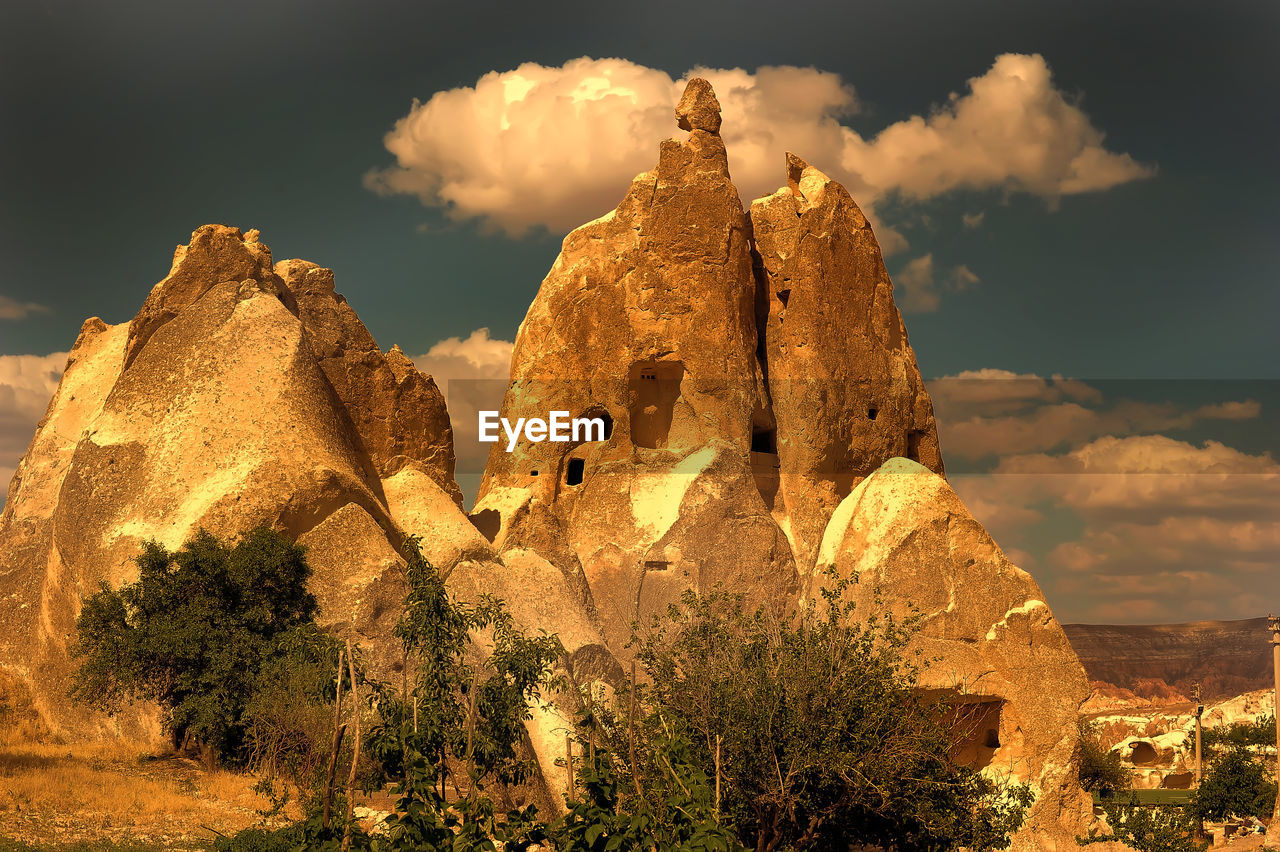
left=0, top=80, right=1093, bottom=846
left=1065, top=617, right=1274, bottom=701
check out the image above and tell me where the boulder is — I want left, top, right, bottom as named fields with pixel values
left=0, top=225, right=460, bottom=733
left=814, top=458, right=1093, bottom=850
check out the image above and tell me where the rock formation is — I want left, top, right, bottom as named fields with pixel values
left=0, top=79, right=1097, bottom=846
left=473, top=79, right=1089, bottom=847
left=752, top=153, right=943, bottom=570
left=473, top=77, right=793, bottom=650
left=815, top=458, right=1092, bottom=848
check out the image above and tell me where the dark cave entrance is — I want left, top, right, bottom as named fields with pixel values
left=941, top=696, right=1004, bottom=770
left=628, top=360, right=684, bottom=449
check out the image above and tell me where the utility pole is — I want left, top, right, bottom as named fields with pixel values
left=1192, top=682, right=1203, bottom=787
left=1272, top=616, right=1280, bottom=783
left=1265, top=616, right=1280, bottom=847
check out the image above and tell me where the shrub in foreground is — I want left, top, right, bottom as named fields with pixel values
left=72, top=526, right=338, bottom=768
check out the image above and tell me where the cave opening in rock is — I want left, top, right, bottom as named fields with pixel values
left=777, top=288, right=790, bottom=307
left=579, top=406, right=614, bottom=441
left=906, top=429, right=925, bottom=462
left=940, top=696, right=1003, bottom=770
left=1129, top=741, right=1158, bottom=767
left=750, top=412, right=781, bottom=510
left=867, top=407, right=878, bottom=421
left=565, top=457, right=585, bottom=486
left=751, top=427, right=777, bottom=454
left=628, top=360, right=684, bottom=449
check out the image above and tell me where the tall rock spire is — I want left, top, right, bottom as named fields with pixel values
left=750, top=152, right=943, bottom=573
left=474, top=78, right=793, bottom=651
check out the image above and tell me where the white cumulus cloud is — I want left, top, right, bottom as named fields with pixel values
left=367, top=54, right=1152, bottom=239
left=0, top=352, right=67, bottom=506
left=413, top=329, right=514, bottom=503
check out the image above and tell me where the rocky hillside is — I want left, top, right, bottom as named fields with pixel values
left=1064, top=618, right=1272, bottom=701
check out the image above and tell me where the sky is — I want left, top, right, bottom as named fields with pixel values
left=1, top=0, right=1277, bottom=624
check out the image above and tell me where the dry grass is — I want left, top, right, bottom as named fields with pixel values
left=0, top=739, right=302, bottom=849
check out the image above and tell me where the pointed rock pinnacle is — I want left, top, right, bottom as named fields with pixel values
left=676, top=77, right=722, bottom=134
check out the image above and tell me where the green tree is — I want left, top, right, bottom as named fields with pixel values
left=1196, top=715, right=1276, bottom=750
left=1082, top=795, right=1206, bottom=852
left=628, top=576, right=1031, bottom=852
left=1078, top=721, right=1129, bottom=796
left=364, top=536, right=563, bottom=848
left=71, top=527, right=329, bottom=763
left=1190, top=744, right=1277, bottom=822
left=551, top=717, right=745, bottom=852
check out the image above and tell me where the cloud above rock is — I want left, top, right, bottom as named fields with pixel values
left=0, top=352, right=67, bottom=506
left=367, top=54, right=1153, bottom=238
left=0, top=295, right=50, bottom=321
left=941, top=371, right=1278, bottom=623
left=412, top=328, right=514, bottom=502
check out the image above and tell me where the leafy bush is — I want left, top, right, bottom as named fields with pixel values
left=1195, top=715, right=1276, bottom=750
left=344, top=537, right=557, bottom=848
left=550, top=722, right=744, bottom=852
left=1190, top=744, right=1277, bottom=822
left=71, top=527, right=335, bottom=767
left=1078, top=721, right=1129, bottom=796
left=627, top=576, right=1032, bottom=852
left=1081, top=794, right=1206, bottom=852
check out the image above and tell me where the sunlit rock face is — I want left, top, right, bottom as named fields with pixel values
left=0, top=80, right=1095, bottom=844
left=473, top=77, right=795, bottom=650
left=0, top=225, right=465, bottom=731
left=751, top=154, right=943, bottom=573
left=475, top=79, right=1090, bottom=845
left=474, top=78, right=942, bottom=649
left=815, top=459, right=1093, bottom=850
left=0, top=224, right=610, bottom=813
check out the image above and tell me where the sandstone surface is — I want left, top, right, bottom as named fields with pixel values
left=751, top=153, right=942, bottom=570
left=0, top=80, right=1099, bottom=846
left=2, top=226, right=476, bottom=730
left=815, top=458, right=1093, bottom=850
left=469, top=79, right=1092, bottom=846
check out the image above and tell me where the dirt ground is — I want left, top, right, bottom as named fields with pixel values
left=0, top=739, right=302, bottom=850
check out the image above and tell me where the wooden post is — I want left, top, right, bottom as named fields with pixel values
left=322, top=646, right=346, bottom=830
left=1272, top=616, right=1280, bottom=785
left=565, top=733, right=575, bottom=802
left=1265, top=616, right=1280, bottom=848
left=1192, top=682, right=1203, bottom=787
left=715, top=734, right=722, bottom=819
left=629, top=659, right=642, bottom=798
left=341, top=640, right=361, bottom=852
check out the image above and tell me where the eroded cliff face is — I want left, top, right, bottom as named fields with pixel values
left=472, top=79, right=945, bottom=649
left=0, top=223, right=609, bottom=809
left=816, top=459, right=1093, bottom=850
left=0, top=227, right=458, bottom=729
left=473, top=79, right=794, bottom=651
left=473, top=79, right=1089, bottom=847
left=0, top=79, right=1096, bottom=845
left=1065, top=617, right=1272, bottom=701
